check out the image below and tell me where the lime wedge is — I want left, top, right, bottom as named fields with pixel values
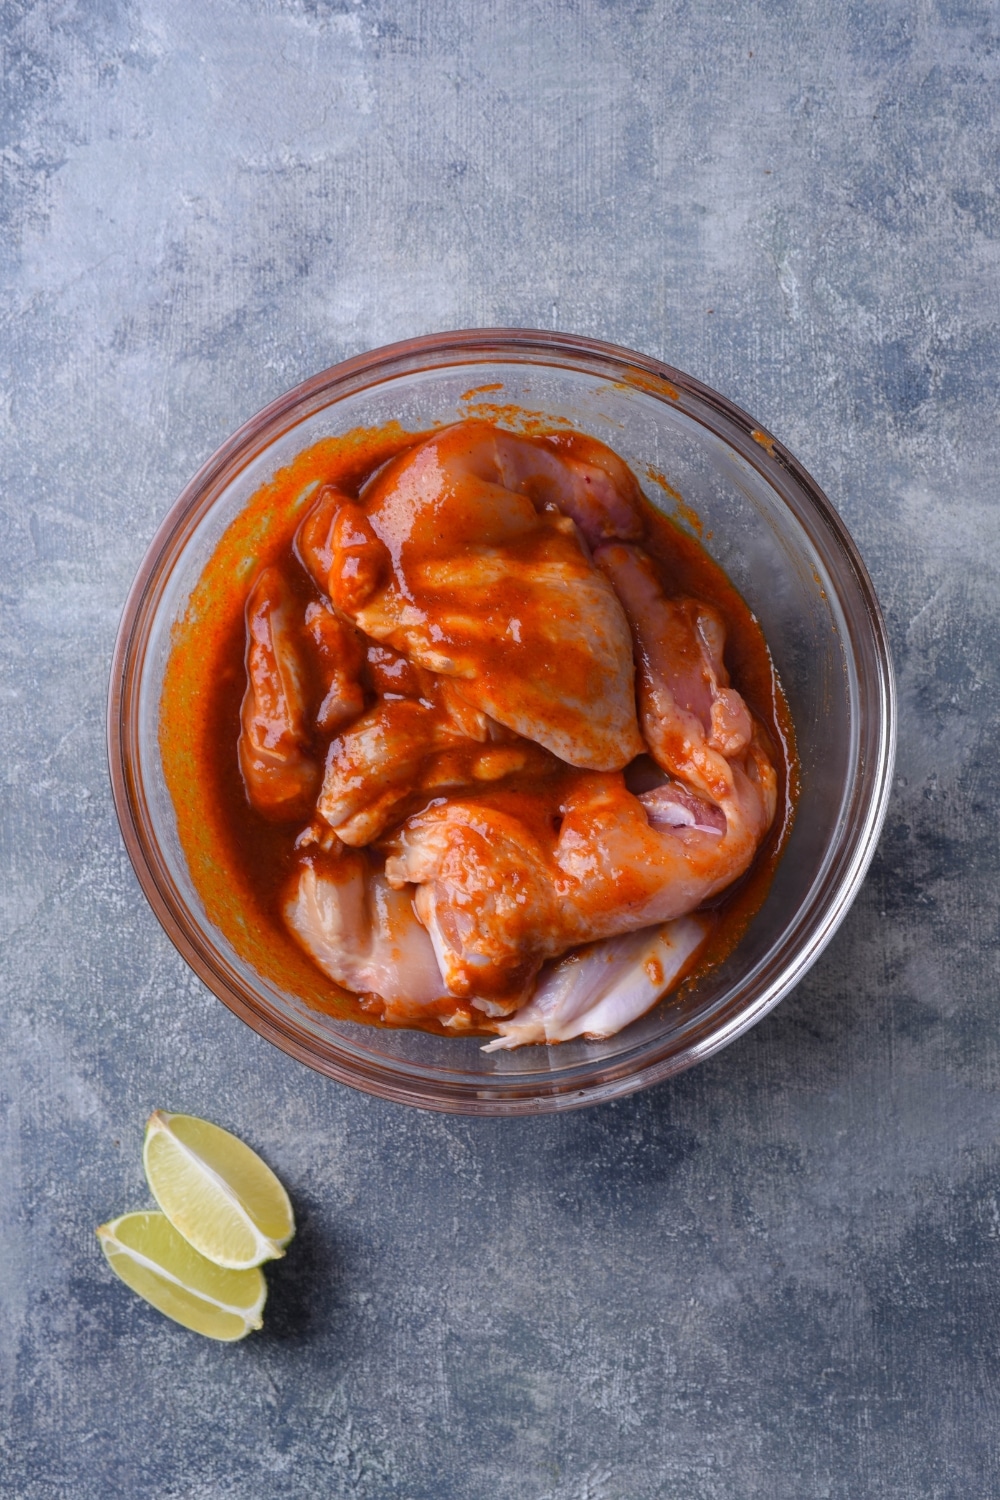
left=142, top=1110, right=294, bottom=1270
left=96, top=1211, right=266, bottom=1341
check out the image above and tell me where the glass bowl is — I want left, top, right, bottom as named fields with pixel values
left=108, top=329, right=896, bottom=1115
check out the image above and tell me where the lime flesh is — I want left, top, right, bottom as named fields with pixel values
left=142, top=1110, right=295, bottom=1271
left=97, top=1211, right=266, bottom=1341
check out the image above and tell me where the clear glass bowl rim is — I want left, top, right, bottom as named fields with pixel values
left=107, top=327, right=897, bottom=1115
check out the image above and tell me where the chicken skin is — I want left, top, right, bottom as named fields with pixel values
left=324, top=422, right=646, bottom=771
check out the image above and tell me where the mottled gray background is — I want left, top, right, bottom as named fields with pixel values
left=2, top=1, right=998, bottom=1496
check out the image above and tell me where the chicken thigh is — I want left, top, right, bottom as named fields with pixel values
left=323, top=422, right=645, bottom=771
left=383, top=554, right=777, bottom=1020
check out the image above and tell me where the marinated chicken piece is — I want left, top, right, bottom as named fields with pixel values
left=303, top=599, right=365, bottom=733
left=284, top=850, right=531, bottom=1027
left=481, top=916, right=709, bottom=1050
left=366, top=640, right=423, bottom=697
left=595, top=543, right=754, bottom=803
left=384, top=561, right=776, bottom=1015
left=317, top=699, right=455, bottom=845
left=238, top=566, right=319, bottom=818
left=294, top=483, right=358, bottom=592
left=316, top=693, right=558, bottom=847
left=554, top=767, right=773, bottom=937
left=328, top=422, right=644, bottom=771
left=255, top=425, right=786, bottom=1049
left=499, top=428, right=646, bottom=548
left=284, top=850, right=448, bottom=1015
left=326, top=501, right=390, bottom=616
left=388, top=801, right=561, bottom=1001
left=385, top=761, right=767, bottom=999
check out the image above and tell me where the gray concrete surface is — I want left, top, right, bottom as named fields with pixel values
left=2, top=1, right=999, bottom=1495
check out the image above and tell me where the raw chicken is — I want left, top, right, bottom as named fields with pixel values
left=595, top=542, right=754, bottom=802
left=481, top=916, right=709, bottom=1050
left=492, top=427, right=646, bottom=548
left=284, top=849, right=530, bottom=1028
left=555, top=764, right=773, bottom=937
left=294, top=482, right=359, bottom=592
left=325, top=422, right=645, bottom=771
left=389, top=798, right=562, bottom=1003
left=384, top=763, right=764, bottom=1002
left=257, top=424, right=782, bottom=1048
left=303, top=599, right=365, bottom=733
left=315, top=688, right=558, bottom=847
left=238, top=567, right=319, bottom=818
left=284, top=850, right=449, bottom=1019
left=384, top=556, right=776, bottom=1021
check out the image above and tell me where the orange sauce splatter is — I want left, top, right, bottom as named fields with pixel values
left=455, top=399, right=577, bottom=435
left=459, top=382, right=505, bottom=401
left=608, top=371, right=681, bottom=402
left=645, top=464, right=705, bottom=537
left=645, top=955, right=664, bottom=987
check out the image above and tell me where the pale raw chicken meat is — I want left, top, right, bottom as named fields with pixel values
left=284, top=851, right=449, bottom=1019
left=491, top=427, right=646, bottom=548
left=322, top=422, right=645, bottom=771
left=481, top=916, right=709, bottom=1050
left=238, top=566, right=319, bottom=818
